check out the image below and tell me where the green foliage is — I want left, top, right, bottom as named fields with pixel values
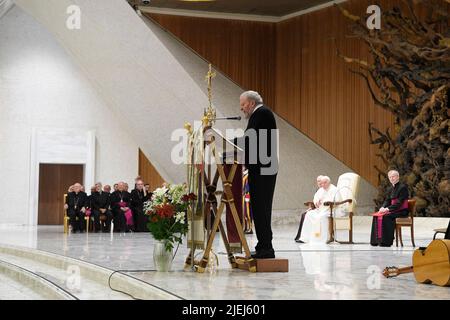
left=144, top=184, right=195, bottom=251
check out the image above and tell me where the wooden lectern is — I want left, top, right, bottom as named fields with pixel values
left=185, top=125, right=256, bottom=273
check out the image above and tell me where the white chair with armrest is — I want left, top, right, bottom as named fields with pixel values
left=324, top=172, right=360, bottom=244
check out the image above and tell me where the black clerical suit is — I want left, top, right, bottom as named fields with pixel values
left=92, top=191, right=112, bottom=232
left=241, top=105, right=278, bottom=257
left=371, top=182, right=409, bottom=246
left=66, top=191, right=88, bottom=232
left=110, top=191, right=131, bottom=232
left=130, top=189, right=150, bottom=232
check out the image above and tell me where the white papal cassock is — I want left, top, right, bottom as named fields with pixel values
left=300, top=184, right=343, bottom=243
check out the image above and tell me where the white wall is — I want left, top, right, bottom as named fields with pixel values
left=13, top=0, right=213, bottom=186
left=0, top=6, right=139, bottom=225
left=0, top=0, right=12, bottom=18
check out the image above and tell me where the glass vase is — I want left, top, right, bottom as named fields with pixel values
left=153, top=240, right=173, bottom=272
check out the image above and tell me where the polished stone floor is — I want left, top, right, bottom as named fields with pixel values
left=0, top=273, right=44, bottom=300
left=0, top=222, right=448, bottom=300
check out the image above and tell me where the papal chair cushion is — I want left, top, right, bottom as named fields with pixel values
left=336, top=172, right=360, bottom=215
left=334, top=217, right=352, bottom=230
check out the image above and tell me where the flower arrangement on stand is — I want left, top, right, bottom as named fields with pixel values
left=143, top=184, right=196, bottom=271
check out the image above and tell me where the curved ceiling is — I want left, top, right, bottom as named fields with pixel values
left=132, top=0, right=336, bottom=17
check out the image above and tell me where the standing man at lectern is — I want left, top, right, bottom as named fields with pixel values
left=238, top=90, right=278, bottom=259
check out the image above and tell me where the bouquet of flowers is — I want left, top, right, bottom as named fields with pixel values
left=143, top=184, right=196, bottom=251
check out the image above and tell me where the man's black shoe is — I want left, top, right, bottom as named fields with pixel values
left=295, top=239, right=305, bottom=243
left=251, top=249, right=275, bottom=259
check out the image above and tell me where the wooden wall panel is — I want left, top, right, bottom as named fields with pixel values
left=146, top=13, right=277, bottom=108
left=145, top=0, right=445, bottom=186
left=38, top=164, right=84, bottom=225
left=274, top=0, right=443, bottom=186
left=275, top=0, right=397, bottom=186
left=138, top=149, right=165, bottom=191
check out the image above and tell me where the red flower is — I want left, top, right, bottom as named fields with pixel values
left=151, top=216, right=159, bottom=223
left=182, top=193, right=197, bottom=202
left=189, top=193, right=197, bottom=201
left=155, top=203, right=174, bottom=218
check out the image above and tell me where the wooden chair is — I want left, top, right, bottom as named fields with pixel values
left=63, top=194, right=70, bottom=233
left=85, top=215, right=91, bottom=233
left=89, top=211, right=114, bottom=233
left=395, top=199, right=416, bottom=247
left=64, top=193, right=91, bottom=233
left=324, top=172, right=360, bottom=244
left=433, top=228, right=447, bottom=239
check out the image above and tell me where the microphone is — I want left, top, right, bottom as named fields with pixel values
left=215, top=116, right=241, bottom=121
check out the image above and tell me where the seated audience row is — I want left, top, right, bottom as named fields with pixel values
left=64, top=178, right=151, bottom=233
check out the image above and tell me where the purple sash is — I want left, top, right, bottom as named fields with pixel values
left=390, top=198, right=409, bottom=213
left=375, top=198, right=409, bottom=239
left=377, top=215, right=383, bottom=239
left=119, top=202, right=133, bottom=226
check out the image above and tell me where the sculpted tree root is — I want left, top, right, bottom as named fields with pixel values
left=338, top=0, right=450, bottom=216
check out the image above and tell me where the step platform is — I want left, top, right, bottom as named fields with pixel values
left=235, top=256, right=289, bottom=272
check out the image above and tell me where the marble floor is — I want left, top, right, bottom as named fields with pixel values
left=0, top=223, right=448, bottom=300
left=0, top=273, right=44, bottom=300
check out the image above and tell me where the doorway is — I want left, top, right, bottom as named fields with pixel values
left=38, top=164, right=84, bottom=225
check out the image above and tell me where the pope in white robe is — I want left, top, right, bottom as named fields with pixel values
left=300, top=177, right=342, bottom=243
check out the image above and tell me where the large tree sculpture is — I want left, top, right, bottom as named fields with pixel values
left=338, top=0, right=449, bottom=216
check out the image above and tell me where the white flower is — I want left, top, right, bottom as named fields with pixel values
left=153, top=186, right=168, bottom=198
left=175, top=211, right=186, bottom=224
left=168, top=184, right=186, bottom=204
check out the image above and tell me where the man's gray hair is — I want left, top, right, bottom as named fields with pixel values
left=321, top=176, right=331, bottom=183
left=241, top=90, right=263, bottom=104
left=388, top=170, right=399, bottom=177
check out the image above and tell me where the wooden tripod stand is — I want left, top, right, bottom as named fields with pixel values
left=185, top=128, right=256, bottom=273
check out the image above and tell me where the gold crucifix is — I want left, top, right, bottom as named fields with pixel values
left=203, top=64, right=216, bottom=126
left=205, top=63, right=216, bottom=109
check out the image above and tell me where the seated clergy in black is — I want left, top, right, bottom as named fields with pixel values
left=65, top=183, right=88, bottom=233
left=371, top=170, right=409, bottom=247
left=110, top=181, right=132, bottom=232
left=86, top=186, right=96, bottom=210
left=103, top=184, right=111, bottom=193
left=236, top=90, right=278, bottom=259
left=130, top=179, right=150, bottom=232
left=92, top=182, right=113, bottom=232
